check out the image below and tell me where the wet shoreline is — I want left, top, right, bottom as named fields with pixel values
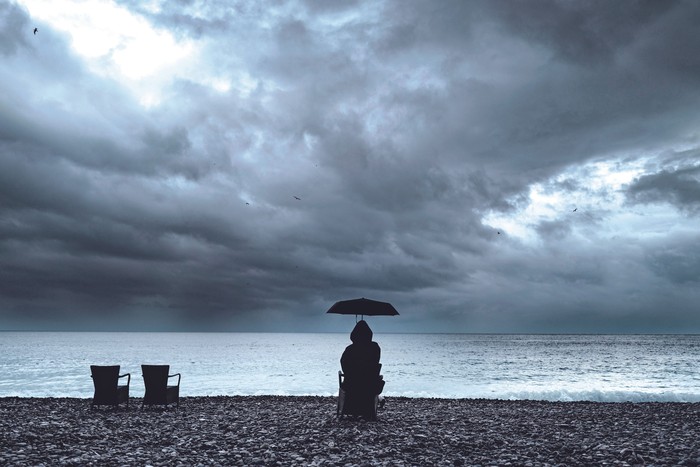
left=2, top=396, right=700, bottom=465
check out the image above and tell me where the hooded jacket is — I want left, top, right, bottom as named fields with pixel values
left=341, top=320, right=381, bottom=380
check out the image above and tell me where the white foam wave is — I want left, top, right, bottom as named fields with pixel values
left=385, top=388, right=700, bottom=403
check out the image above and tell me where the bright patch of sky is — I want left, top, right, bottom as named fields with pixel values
left=18, top=0, right=236, bottom=106
left=483, top=158, right=650, bottom=243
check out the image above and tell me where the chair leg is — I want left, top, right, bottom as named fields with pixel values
left=337, top=389, right=345, bottom=418
left=371, top=396, right=379, bottom=421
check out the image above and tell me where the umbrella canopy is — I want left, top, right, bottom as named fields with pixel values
left=326, top=297, right=399, bottom=318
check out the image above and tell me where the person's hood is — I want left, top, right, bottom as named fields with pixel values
left=350, top=320, right=373, bottom=344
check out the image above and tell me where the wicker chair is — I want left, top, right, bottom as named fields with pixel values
left=337, top=363, right=383, bottom=420
left=141, top=365, right=181, bottom=409
left=90, top=365, right=130, bottom=409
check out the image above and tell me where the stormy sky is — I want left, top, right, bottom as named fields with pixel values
left=2, top=0, right=699, bottom=333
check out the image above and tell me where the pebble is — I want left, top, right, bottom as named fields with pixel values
left=1, top=397, right=699, bottom=465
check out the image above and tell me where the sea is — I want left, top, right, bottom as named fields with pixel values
left=1, top=332, right=699, bottom=402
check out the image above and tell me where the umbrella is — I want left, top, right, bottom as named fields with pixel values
left=326, top=297, right=399, bottom=321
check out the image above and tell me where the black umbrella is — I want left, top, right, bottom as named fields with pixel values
left=326, top=297, right=399, bottom=321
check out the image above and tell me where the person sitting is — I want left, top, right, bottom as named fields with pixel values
left=340, top=320, right=385, bottom=419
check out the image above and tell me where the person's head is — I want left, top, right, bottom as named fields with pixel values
left=350, top=319, right=373, bottom=344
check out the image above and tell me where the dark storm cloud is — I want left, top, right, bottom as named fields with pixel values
left=2, top=0, right=700, bottom=331
left=626, top=164, right=700, bottom=214
left=645, top=239, right=700, bottom=285
left=486, top=0, right=675, bottom=64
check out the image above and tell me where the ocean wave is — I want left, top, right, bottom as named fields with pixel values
left=385, top=388, right=700, bottom=403
left=4, top=387, right=700, bottom=402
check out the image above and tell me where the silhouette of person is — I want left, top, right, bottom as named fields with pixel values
left=340, top=320, right=384, bottom=419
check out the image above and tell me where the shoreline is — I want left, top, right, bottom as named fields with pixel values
left=3, top=396, right=700, bottom=465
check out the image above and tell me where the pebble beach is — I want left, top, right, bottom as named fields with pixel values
left=2, top=396, right=700, bottom=466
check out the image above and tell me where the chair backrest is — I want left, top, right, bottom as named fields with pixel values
left=142, top=365, right=170, bottom=404
left=346, top=362, right=381, bottom=380
left=91, top=365, right=120, bottom=404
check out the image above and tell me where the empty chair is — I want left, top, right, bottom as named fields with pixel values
left=141, top=365, right=181, bottom=409
left=90, top=365, right=130, bottom=409
left=337, top=363, right=384, bottom=420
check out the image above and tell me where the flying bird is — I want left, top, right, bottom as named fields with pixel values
left=293, top=196, right=301, bottom=200
left=33, top=28, right=38, bottom=35
left=573, top=208, right=578, bottom=212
